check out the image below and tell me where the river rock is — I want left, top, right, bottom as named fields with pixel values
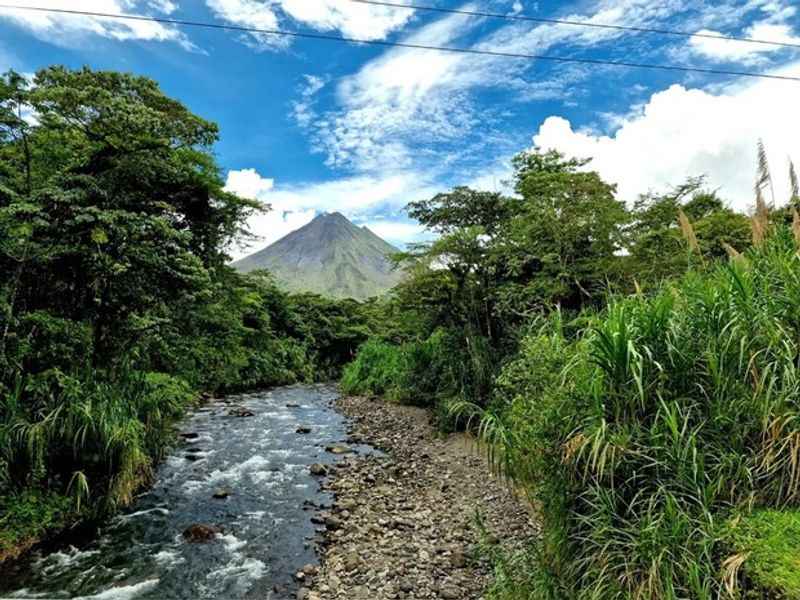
left=439, top=584, right=461, bottom=599
left=450, top=548, right=467, bottom=568
left=304, top=394, right=537, bottom=600
left=343, top=552, right=359, bottom=571
left=296, top=426, right=312, bottom=434
left=309, top=463, right=328, bottom=476
left=228, top=406, right=255, bottom=417
left=182, top=524, right=221, bottom=543
left=212, top=489, right=231, bottom=499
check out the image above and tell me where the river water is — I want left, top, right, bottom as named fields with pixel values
left=0, top=384, right=371, bottom=600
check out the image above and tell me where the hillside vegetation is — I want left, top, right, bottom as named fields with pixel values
left=342, top=147, right=800, bottom=598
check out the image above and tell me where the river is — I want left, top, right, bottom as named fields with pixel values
left=0, top=384, right=373, bottom=600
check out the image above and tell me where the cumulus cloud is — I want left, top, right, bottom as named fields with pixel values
left=0, top=0, right=195, bottom=49
left=205, top=0, right=414, bottom=49
left=224, top=168, right=275, bottom=199
left=531, top=61, right=800, bottom=210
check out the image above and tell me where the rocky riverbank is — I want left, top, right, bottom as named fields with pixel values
left=300, top=396, right=538, bottom=600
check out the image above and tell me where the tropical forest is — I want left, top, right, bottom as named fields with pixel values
left=2, top=1, right=800, bottom=599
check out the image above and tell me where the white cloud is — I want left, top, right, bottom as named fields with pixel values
left=205, top=0, right=414, bottom=49
left=687, top=23, right=800, bottom=64
left=148, top=0, right=177, bottom=14
left=291, top=74, right=327, bottom=128
left=278, top=0, right=413, bottom=39
left=305, top=8, right=484, bottom=171
left=204, top=0, right=286, bottom=49
left=531, top=61, right=800, bottom=211
left=0, top=0, right=195, bottom=49
left=303, top=0, right=706, bottom=174
left=225, top=167, right=440, bottom=258
left=224, top=168, right=275, bottom=198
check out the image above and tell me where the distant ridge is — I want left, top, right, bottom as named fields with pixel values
left=232, top=212, right=405, bottom=300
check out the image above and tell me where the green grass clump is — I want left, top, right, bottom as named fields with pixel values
left=478, top=227, right=800, bottom=599
left=727, top=509, right=800, bottom=598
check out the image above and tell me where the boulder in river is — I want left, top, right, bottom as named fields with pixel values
left=309, top=463, right=328, bottom=476
left=228, top=406, right=255, bottom=417
left=179, top=432, right=199, bottom=439
left=182, top=524, right=221, bottom=543
left=325, top=445, right=352, bottom=455
left=212, top=489, right=231, bottom=499
left=296, top=426, right=312, bottom=434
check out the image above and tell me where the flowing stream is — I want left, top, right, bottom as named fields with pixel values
left=0, top=384, right=372, bottom=600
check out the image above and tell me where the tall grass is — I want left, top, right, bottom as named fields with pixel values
left=479, top=226, right=800, bottom=598
left=0, top=369, right=194, bottom=513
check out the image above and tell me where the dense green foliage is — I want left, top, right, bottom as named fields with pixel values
left=346, top=150, right=748, bottom=415
left=483, top=230, right=800, bottom=598
left=343, top=142, right=799, bottom=598
left=0, top=67, right=373, bottom=557
left=726, top=509, right=800, bottom=598
left=4, top=63, right=797, bottom=598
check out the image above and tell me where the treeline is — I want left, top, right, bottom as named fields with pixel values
left=0, top=67, right=374, bottom=560
left=343, top=148, right=800, bottom=597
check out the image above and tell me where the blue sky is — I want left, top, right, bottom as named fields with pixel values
left=2, top=0, right=800, bottom=257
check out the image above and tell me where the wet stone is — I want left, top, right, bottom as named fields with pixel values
left=310, top=463, right=328, bottom=476
left=182, top=524, right=221, bottom=543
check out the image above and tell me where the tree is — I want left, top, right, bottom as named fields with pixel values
left=625, top=179, right=750, bottom=287
left=0, top=67, right=260, bottom=372
left=501, top=149, right=628, bottom=313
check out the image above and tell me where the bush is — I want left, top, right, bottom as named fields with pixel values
left=481, top=227, right=800, bottom=599
left=0, top=490, right=73, bottom=563
left=341, top=328, right=496, bottom=431
left=341, top=338, right=405, bottom=397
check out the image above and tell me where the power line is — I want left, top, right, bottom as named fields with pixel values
left=350, top=0, right=800, bottom=52
left=1, top=4, right=799, bottom=82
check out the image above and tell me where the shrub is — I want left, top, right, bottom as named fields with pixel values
left=0, top=369, right=194, bottom=513
left=341, top=338, right=405, bottom=397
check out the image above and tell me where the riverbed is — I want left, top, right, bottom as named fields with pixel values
left=0, top=384, right=372, bottom=600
